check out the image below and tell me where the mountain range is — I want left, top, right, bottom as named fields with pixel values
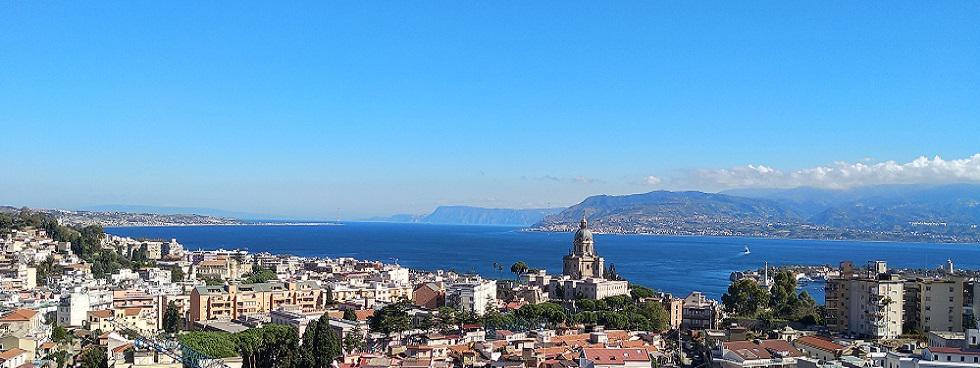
left=367, top=206, right=563, bottom=226
left=533, top=184, right=980, bottom=243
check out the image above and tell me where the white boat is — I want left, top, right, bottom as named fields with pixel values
left=743, top=245, right=751, bottom=255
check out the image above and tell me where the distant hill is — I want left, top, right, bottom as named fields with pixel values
left=79, top=204, right=279, bottom=220
left=531, top=185, right=980, bottom=242
left=421, top=206, right=563, bottom=226
left=534, top=191, right=802, bottom=232
left=368, top=206, right=563, bottom=226
left=724, top=184, right=980, bottom=231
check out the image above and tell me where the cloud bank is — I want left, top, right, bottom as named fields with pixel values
left=652, top=154, right=980, bottom=190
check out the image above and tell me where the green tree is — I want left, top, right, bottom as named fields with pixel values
left=722, top=278, right=770, bottom=317
left=51, top=323, right=70, bottom=344
left=436, top=306, right=458, bottom=331
left=510, top=261, right=529, bottom=278
left=369, top=301, right=412, bottom=334
left=342, top=309, right=357, bottom=321
left=179, top=331, right=239, bottom=358
left=170, top=266, right=185, bottom=282
left=637, top=301, right=669, bottom=331
left=598, top=311, right=629, bottom=329
left=164, top=302, right=182, bottom=333
left=629, top=285, right=656, bottom=300
left=245, top=267, right=278, bottom=284
left=343, top=330, right=366, bottom=354
left=77, top=346, right=108, bottom=368
left=300, top=314, right=343, bottom=368
left=770, top=271, right=797, bottom=312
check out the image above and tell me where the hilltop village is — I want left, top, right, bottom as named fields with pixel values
left=0, top=211, right=978, bottom=368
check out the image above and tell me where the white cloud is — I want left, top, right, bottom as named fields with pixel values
left=644, top=176, right=662, bottom=185
left=678, top=154, right=980, bottom=190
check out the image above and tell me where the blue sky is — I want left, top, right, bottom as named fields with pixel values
left=2, top=2, right=979, bottom=218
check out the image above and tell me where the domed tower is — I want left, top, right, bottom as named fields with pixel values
left=562, top=218, right=605, bottom=279
left=572, top=218, right=594, bottom=255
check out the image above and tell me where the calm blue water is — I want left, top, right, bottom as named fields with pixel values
left=106, top=222, right=980, bottom=303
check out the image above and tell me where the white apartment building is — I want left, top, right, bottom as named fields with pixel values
left=448, top=278, right=497, bottom=316
left=848, top=277, right=904, bottom=339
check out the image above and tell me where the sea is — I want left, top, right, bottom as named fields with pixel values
left=105, top=222, right=980, bottom=303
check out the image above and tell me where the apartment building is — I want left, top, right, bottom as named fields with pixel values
left=905, top=278, right=964, bottom=333
left=682, top=291, right=721, bottom=330
left=329, top=281, right=413, bottom=307
left=193, top=256, right=252, bottom=280
left=448, top=278, right=497, bottom=316
left=825, top=261, right=905, bottom=339
left=189, top=281, right=323, bottom=322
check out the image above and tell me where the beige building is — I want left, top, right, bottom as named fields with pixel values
left=85, top=310, right=115, bottom=332
left=194, top=257, right=252, bottom=280
left=826, top=261, right=904, bottom=339
left=330, top=282, right=413, bottom=306
left=0, top=309, right=42, bottom=336
left=562, top=219, right=604, bottom=279
left=189, top=281, right=323, bottom=322
left=905, top=278, right=963, bottom=333
left=550, top=219, right=629, bottom=302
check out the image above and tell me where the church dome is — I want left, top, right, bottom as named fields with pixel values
left=573, top=218, right=593, bottom=243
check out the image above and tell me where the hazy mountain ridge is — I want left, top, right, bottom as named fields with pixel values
left=367, top=206, right=563, bottom=226
left=422, top=206, right=563, bottom=226
left=1, top=205, right=245, bottom=227
left=533, top=184, right=980, bottom=243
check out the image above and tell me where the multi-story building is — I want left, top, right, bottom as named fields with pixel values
left=193, top=256, right=252, bottom=281
left=329, top=281, right=413, bottom=307
left=682, top=291, right=721, bottom=330
left=413, top=282, right=445, bottom=309
left=550, top=277, right=629, bottom=300
left=189, top=281, right=323, bottom=322
left=448, top=278, right=497, bottom=316
left=825, top=261, right=904, bottom=339
left=905, top=278, right=964, bottom=333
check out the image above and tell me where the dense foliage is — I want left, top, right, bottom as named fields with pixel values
left=299, top=314, right=343, bottom=368
left=163, top=302, right=182, bottom=333
left=369, top=300, right=413, bottom=334
left=245, top=267, right=278, bottom=284
left=77, top=346, right=108, bottom=368
left=722, top=271, right=821, bottom=325
left=180, top=324, right=327, bottom=368
left=0, top=210, right=130, bottom=278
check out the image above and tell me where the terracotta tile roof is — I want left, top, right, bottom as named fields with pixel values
left=581, top=348, right=650, bottom=365
left=88, top=310, right=113, bottom=319
left=929, top=347, right=980, bottom=356
left=39, top=342, right=56, bottom=349
left=0, top=348, right=27, bottom=361
left=111, top=342, right=133, bottom=354
left=619, top=340, right=648, bottom=348
left=123, top=307, right=142, bottom=317
left=0, top=309, right=37, bottom=322
left=549, top=333, right=591, bottom=346
left=795, top=336, right=846, bottom=352
left=724, top=340, right=803, bottom=361
left=355, top=309, right=375, bottom=321
left=535, top=346, right=573, bottom=358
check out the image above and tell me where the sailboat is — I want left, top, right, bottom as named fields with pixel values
left=743, top=245, right=751, bottom=255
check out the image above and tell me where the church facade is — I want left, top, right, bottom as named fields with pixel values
left=547, top=218, right=629, bottom=300
left=562, top=219, right=604, bottom=279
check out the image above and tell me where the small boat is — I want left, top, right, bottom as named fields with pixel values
left=743, top=245, right=751, bottom=255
